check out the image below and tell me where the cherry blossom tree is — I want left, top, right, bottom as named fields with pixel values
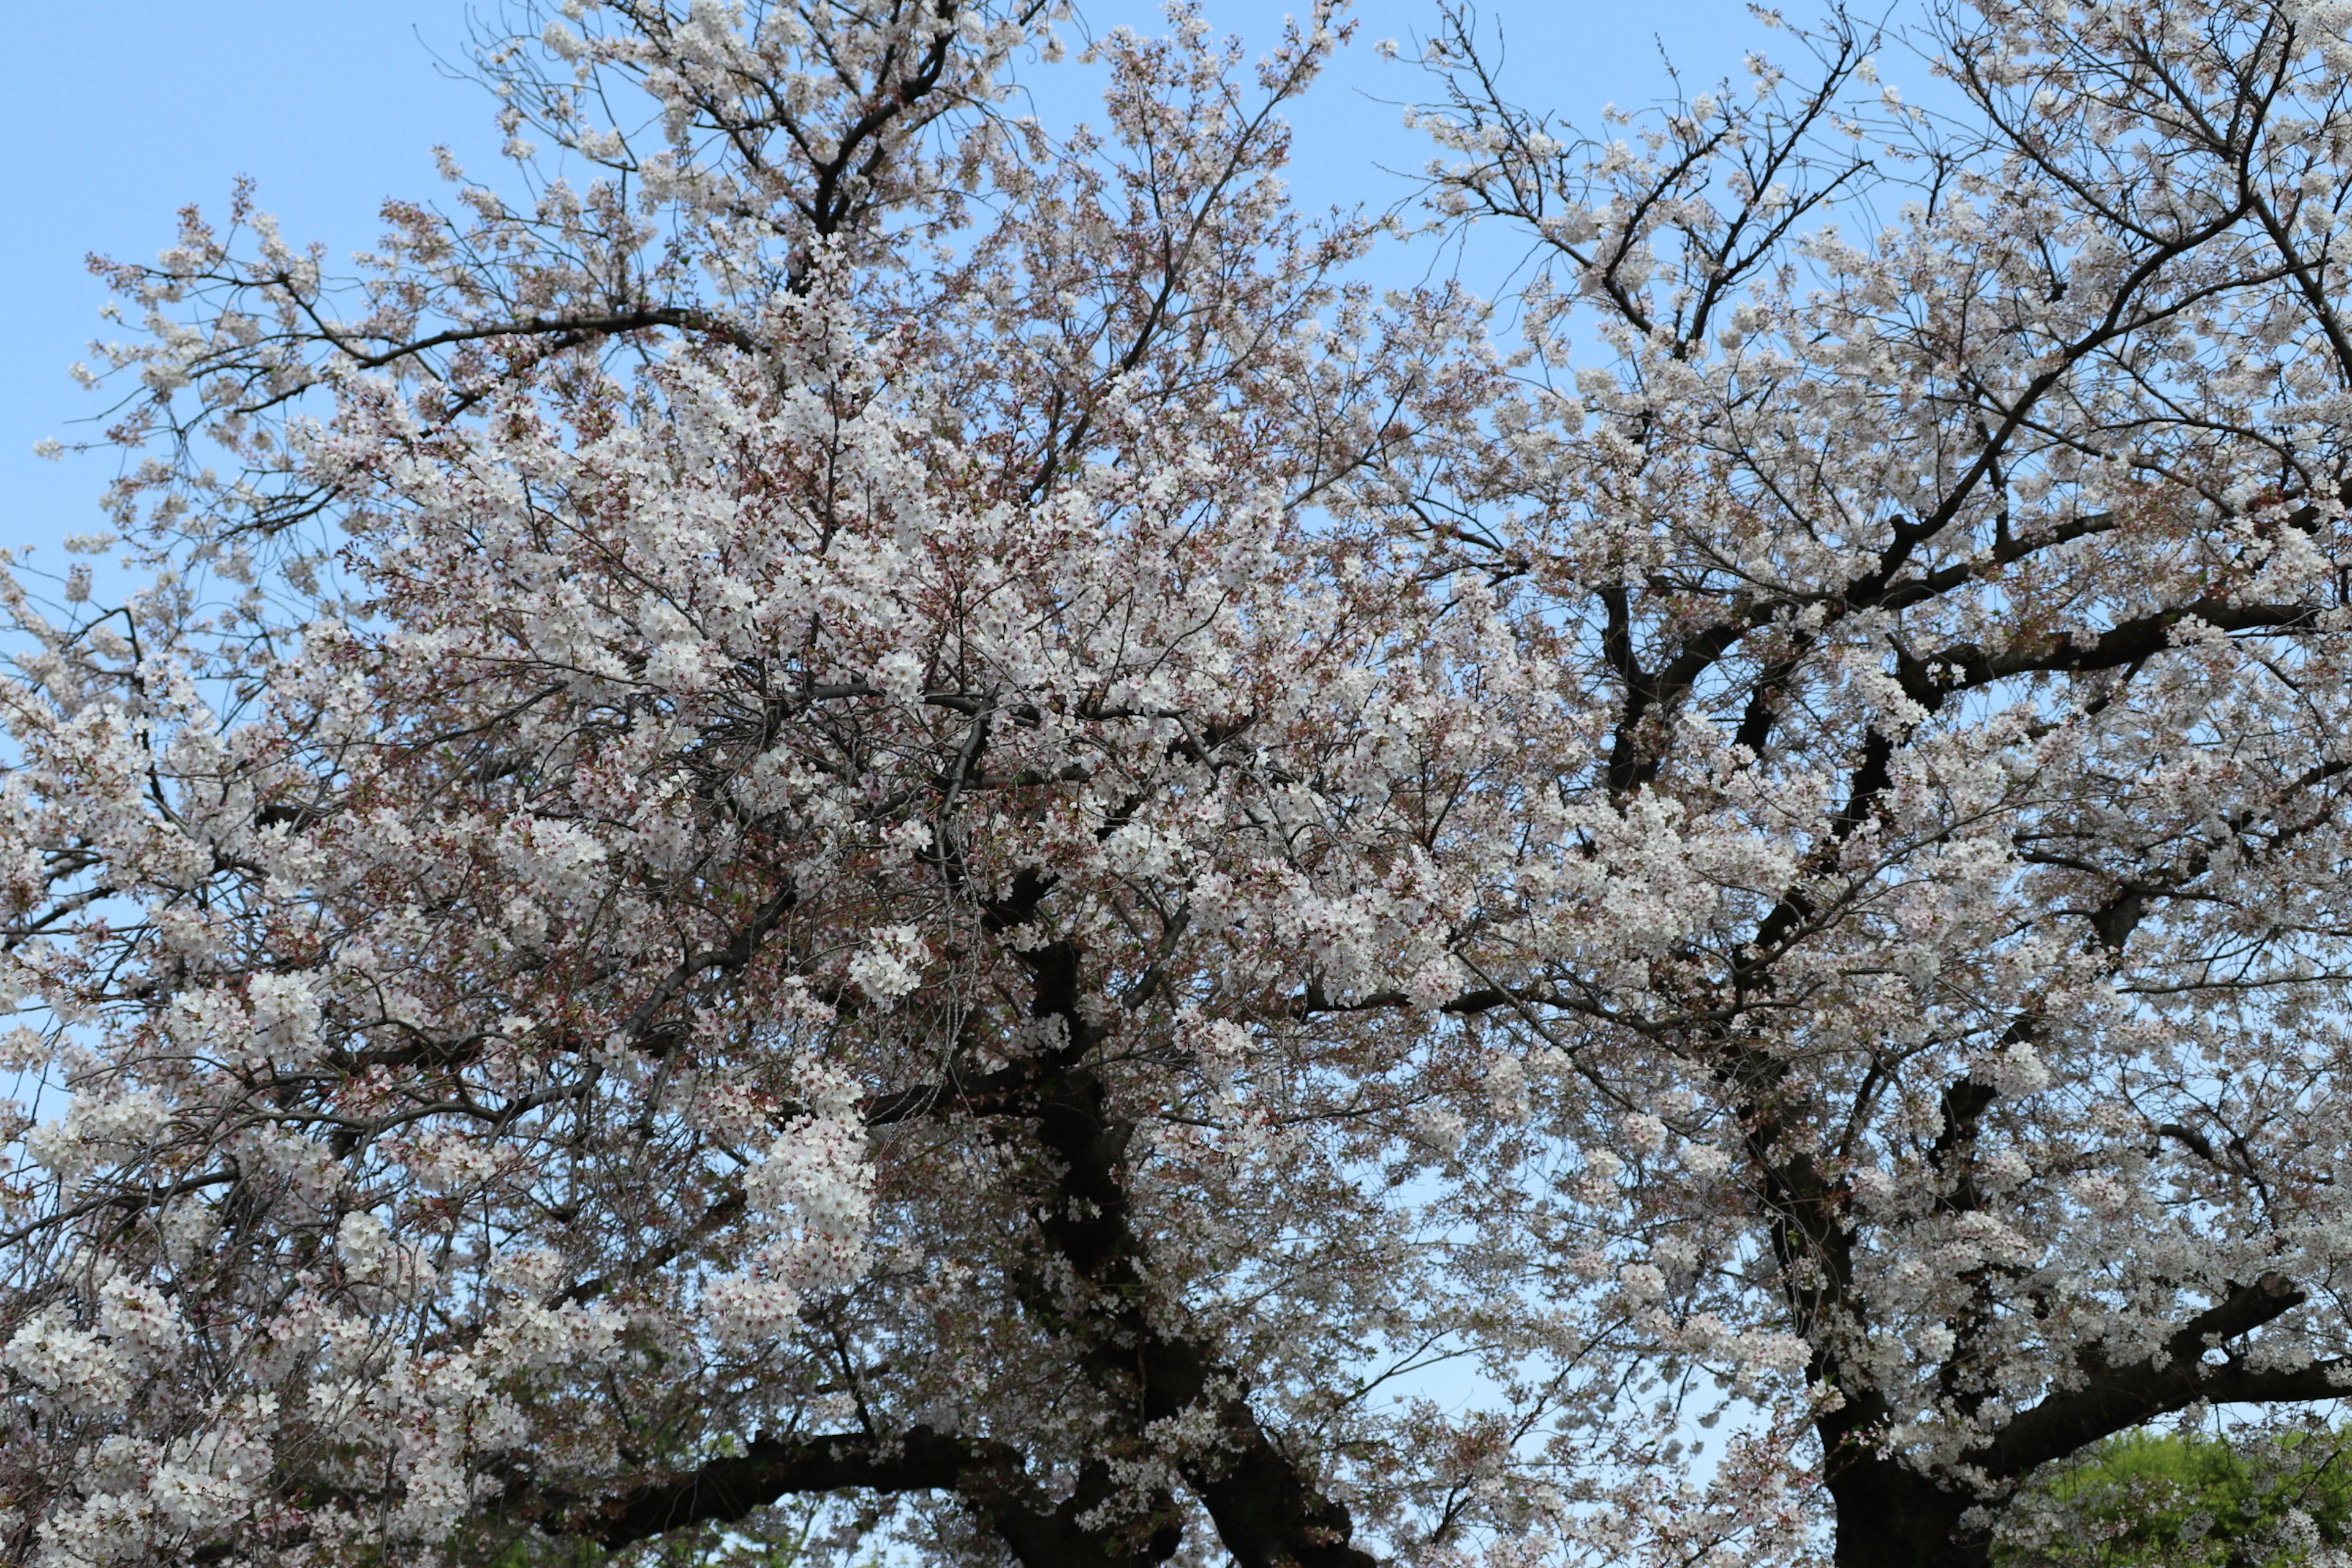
left=1, top=6, right=1517, bottom=1566
left=8, top=1, right=2352, bottom=1567
left=1404, top=0, right=2352, bottom=1561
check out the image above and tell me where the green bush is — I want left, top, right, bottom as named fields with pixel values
left=1996, top=1429, right=2352, bottom=1567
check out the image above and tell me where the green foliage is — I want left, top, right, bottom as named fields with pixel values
left=1996, top=1428, right=2352, bottom=1567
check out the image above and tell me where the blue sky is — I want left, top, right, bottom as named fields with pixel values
left=1, top=0, right=1776, bottom=562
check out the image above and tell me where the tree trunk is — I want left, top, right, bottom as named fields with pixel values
left=1827, top=1453, right=1991, bottom=1568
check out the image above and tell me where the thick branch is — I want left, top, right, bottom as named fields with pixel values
left=590, top=1427, right=979, bottom=1548
left=581, top=1424, right=1166, bottom=1568
left=1970, top=1273, right=2345, bottom=1480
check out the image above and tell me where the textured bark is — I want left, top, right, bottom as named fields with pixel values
left=585, top=1423, right=1177, bottom=1568
left=1824, top=1457, right=1986, bottom=1568
left=594, top=1427, right=978, bottom=1547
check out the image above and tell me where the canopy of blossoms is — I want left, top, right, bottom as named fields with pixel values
left=6, top=2, right=2352, bottom=1567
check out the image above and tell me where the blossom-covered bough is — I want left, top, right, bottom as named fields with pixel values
left=7, top=1, right=2352, bottom=1566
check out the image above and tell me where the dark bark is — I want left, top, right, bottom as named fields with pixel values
left=592, top=1427, right=976, bottom=1547
left=1825, top=1453, right=1988, bottom=1568
left=576, top=1423, right=1177, bottom=1568
left=1966, top=1273, right=2344, bottom=1482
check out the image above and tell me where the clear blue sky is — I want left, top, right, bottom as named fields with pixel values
left=1, top=0, right=1773, bottom=560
